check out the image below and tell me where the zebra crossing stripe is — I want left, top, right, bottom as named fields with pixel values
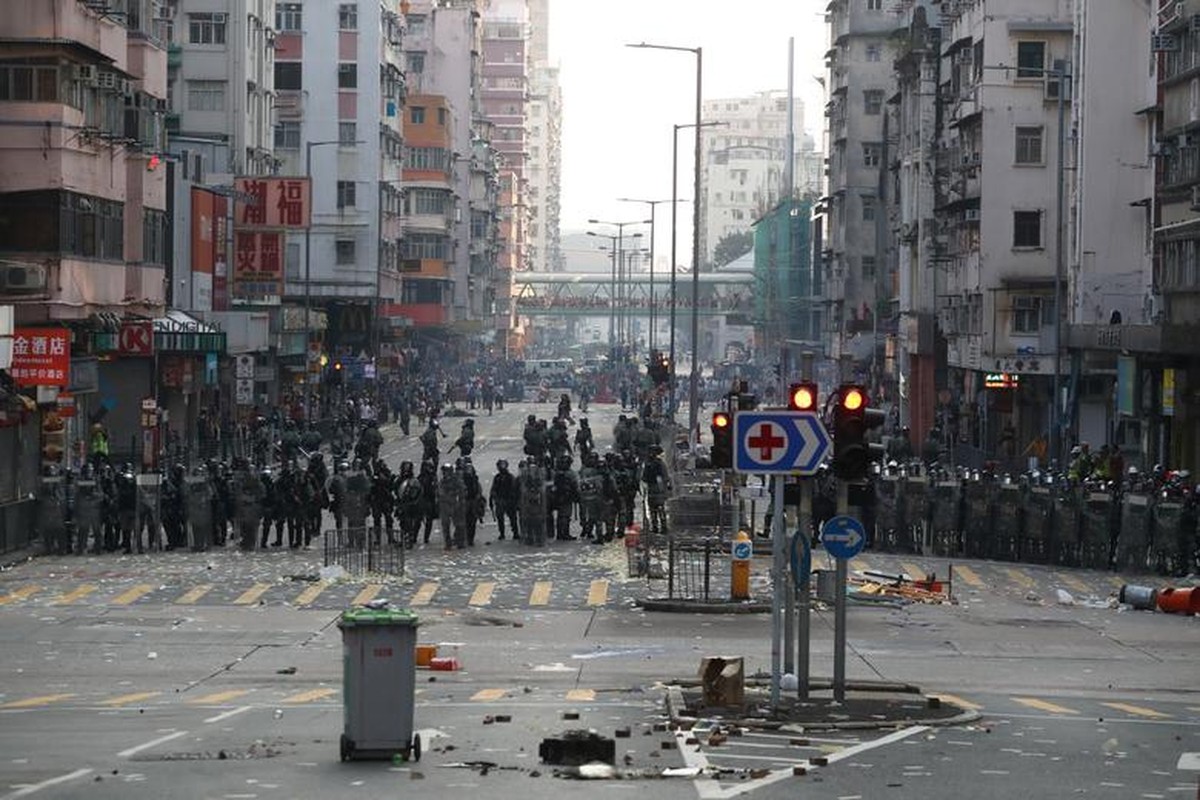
left=1013, top=697, right=1079, bottom=715
left=175, top=585, right=212, bottom=604
left=1055, top=573, right=1092, bottom=595
left=1004, top=567, right=1034, bottom=588
left=410, top=582, right=438, bottom=606
left=111, top=584, right=156, bottom=606
left=187, top=689, right=252, bottom=705
left=99, top=691, right=161, bottom=707
left=586, top=579, right=609, bottom=607
left=468, top=582, right=496, bottom=607
left=470, top=689, right=507, bottom=701
left=953, top=565, right=984, bottom=587
left=565, top=689, right=595, bottom=702
left=2, top=693, right=75, bottom=709
left=293, top=581, right=330, bottom=607
left=1100, top=702, right=1170, bottom=719
left=52, top=584, right=97, bottom=605
left=352, top=584, right=383, bottom=606
left=281, top=688, right=337, bottom=704
left=0, top=585, right=40, bottom=605
left=529, top=581, right=552, bottom=606
left=233, top=583, right=271, bottom=605
left=901, top=563, right=927, bottom=582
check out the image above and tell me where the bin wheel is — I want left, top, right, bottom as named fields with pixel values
left=340, top=734, right=352, bottom=762
left=411, top=733, right=421, bottom=762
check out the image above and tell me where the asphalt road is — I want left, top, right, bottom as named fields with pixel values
left=1, top=400, right=1198, bottom=799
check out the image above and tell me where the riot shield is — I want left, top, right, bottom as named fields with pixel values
left=1115, top=493, right=1153, bottom=572
left=1051, top=487, right=1082, bottom=567
left=931, top=480, right=963, bottom=557
left=962, top=478, right=995, bottom=559
left=184, top=475, right=213, bottom=551
left=1081, top=491, right=1117, bottom=570
left=1023, top=486, right=1054, bottom=564
left=38, top=476, right=67, bottom=555
left=992, top=483, right=1024, bottom=561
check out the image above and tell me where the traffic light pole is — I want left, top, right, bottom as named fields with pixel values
left=769, top=472, right=786, bottom=709
left=796, top=479, right=811, bottom=701
left=833, top=480, right=849, bottom=703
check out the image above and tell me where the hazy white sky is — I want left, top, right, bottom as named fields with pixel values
left=549, top=1, right=829, bottom=267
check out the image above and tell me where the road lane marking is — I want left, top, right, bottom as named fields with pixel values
left=352, top=584, right=382, bottom=606
left=99, top=692, right=161, bottom=707
left=470, top=689, right=506, bottom=701
left=1004, top=567, right=1035, bottom=588
left=281, top=688, right=337, bottom=704
left=931, top=693, right=983, bottom=711
left=1, top=693, right=75, bottom=709
left=952, top=565, right=984, bottom=588
left=0, top=585, right=40, bottom=605
left=468, top=581, right=496, bottom=607
left=901, top=563, right=926, bottom=582
left=1101, top=702, right=1170, bottom=719
left=565, top=689, right=595, bottom=702
left=51, top=584, right=96, bottom=605
left=203, top=705, right=253, bottom=724
left=1108, top=576, right=1127, bottom=589
left=529, top=581, right=552, bottom=606
left=1, top=767, right=94, bottom=799
left=1054, top=573, right=1093, bottom=595
left=410, top=582, right=438, bottom=606
left=117, top=729, right=188, bottom=758
left=851, top=559, right=873, bottom=574
left=1013, top=697, right=1079, bottom=715
left=586, top=579, right=609, bottom=606
left=175, top=584, right=213, bottom=604
left=233, top=583, right=271, bottom=605
left=293, top=581, right=330, bottom=607
left=111, top=584, right=156, bottom=606
left=187, top=689, right=252, bottom=705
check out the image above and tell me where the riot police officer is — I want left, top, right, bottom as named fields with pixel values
left=395, top=461, right=422, bottom=548
left=437, top=463, right=466, bottom=549
left=518, top=459, right=548, bottom=547
left=231, top=457, right=265, bottom=551
left=420, top=420, right=443, bottom=464
left=328, top=460, right=349, bottom=539
left=642, top=445, right=671, bottom=535
left=369, top=459, right=397, bottom=545
left=260, top=466, right=281, bottom=547
left=75, top=464, right=102, bottom=554
left=577, top=452, right=607, bottom=542
left=116, top=464, right=137, bottom=553
left=549, top=453, right=578, bottom=541
left=488, top=459, right=519, bottom=541
left=459, top=457, right=484, bottom=547
left=548, top=418, right=571, bottom=462
left=343, top=460, right=371, bottom=548
left=451, top=419, right=475, bottom=457
left=574, top=418, right=594, bottom=459
left=162, top=464, right=186, bottom=550
left=185, top=465, right=215, bottom=551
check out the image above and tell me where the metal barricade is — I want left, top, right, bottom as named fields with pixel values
left=992, top=483, right=1024, bottom=562
left=1080, top=492, right=1117, bottom=570
left=903, top=476, right=929, bottom=554
left=323, top=528, right=405, bottom=577
left=930, top=480, right=963, bottom=557
left=1051, top=488, right=1082, bottom=567
left=962, top=479, right=995, bottom=559
left=1023, top=486, right=1054, bottom=564
left=873, top=475, right=904, bottom=553
left=661, top=534, right=725, bottom=602
left=1115, top=493, right=1153, bottom=572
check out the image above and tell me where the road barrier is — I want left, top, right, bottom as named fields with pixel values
left=323, top=527, right=405, bottom=578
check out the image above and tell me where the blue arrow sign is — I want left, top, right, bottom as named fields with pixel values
left=820, top=515, right=866, bottom=560
left=732, top=411, right=831, bottom=475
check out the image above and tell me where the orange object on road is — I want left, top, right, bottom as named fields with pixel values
left=731, top=530, right=753, bottom=600
left=429, top=657, right=460, bottom=671
left=1156, top=586, right=1199, bottom=615
left=415, top=644, right=438, bottom=667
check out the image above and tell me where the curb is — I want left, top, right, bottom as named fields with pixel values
left=636, top=598, right=771, bottom=614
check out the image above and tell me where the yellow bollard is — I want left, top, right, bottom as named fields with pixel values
left=731, top=530, right=753, bottom=600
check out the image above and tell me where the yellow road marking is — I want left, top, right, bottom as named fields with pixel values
left=1004, top=568, right=1035, bottom=588
left=175, top=585, right=212, bottom=604
left=931, top=693, right=983, bottom=711
left=233, top=583, right=271, bottom=605
left=99, top=691, right=161, bottom=707
left=566, top=689, right=595, bottom=702
left=586, top=579, right=609, bottom=607
left=952, top=565, right=984, bottom=588
left=410, top=582, right=438, bottom=606
left=2, top=693, right=75, bottom=709
left=52, top=584, right=97, bottom=605
left=468, top=581, right=496, bottom=607
left=293, top=581, right=330, bottom=607
left=851, top=559, right=873, bottom=574
left=111, top=584, right=156, bottom=606
left=187, top=689, right=252, bottom=705
left=471, top=689, right=507, bottom=701
left=901, top=563, right=927, bottom=582
left=529, top=581, right=552, bottom=606
left=281, top=688, right=337, bottom=704
left=1108, top=576, right=1128, bottom=589
left=1055, top=573, right=1092, bottom=595
left=1100, top=702, right=1170, bottom=719
left=1013, top=697, right=1079, bottom=715
left=352, top=584, right=382, bottom=606
left=0, top=585, right=40, bottom=605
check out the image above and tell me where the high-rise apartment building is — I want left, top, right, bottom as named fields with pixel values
left=528, top=64, right=563, bottom=272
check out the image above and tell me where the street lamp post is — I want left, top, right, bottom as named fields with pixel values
left=589, top=219, right=648, bottom=360
left=304, top=139, right=342, bottom=422
left=618, top=197, right=685, bottom=356
left=629, top=42, right=704, bottom=447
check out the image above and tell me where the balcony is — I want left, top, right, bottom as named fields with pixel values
left=1159, top=144, right=1200, bottom=190
left=167, top=43, right=182, bottom=69
left=275, top=90, right=304, bottom=121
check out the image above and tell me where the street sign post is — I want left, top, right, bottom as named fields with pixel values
left=732, top=410, right=831, bottom=475
left=820, top=514, right=866, bottom=560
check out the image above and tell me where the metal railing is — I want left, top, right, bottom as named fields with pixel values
left=322, top=527, right=405, bottom=577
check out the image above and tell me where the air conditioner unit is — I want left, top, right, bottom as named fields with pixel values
left=74, top=64, right=96, bottom=83
left=1152, top=34, right=1179, bottom=52
left=1193, top=14, right=1200, bottom=32
left=1045, top=78, right=1061, bottom=101
left=119, top=79, right=132, bottom=96
left=0, top=264, right=48, bottom=293
left=96, top=71, right=118, bottom=91
left=964, top=208, right=981, bottom=221
left=212, top=12, right=226, bottom=23
left=1191, top=184, right=1200, bottom=212
left=970, top=152, right=981, bottom=165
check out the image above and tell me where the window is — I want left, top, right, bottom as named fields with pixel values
left=274, top=62, right=302, bottom=91
left=1015, top=126, right=1043, bottom=164
left=437, top=107, right=447, bottom=125
left=335, top=238, right=356, bottom=265
left=410, top=106, right=425, bottom=124
left=187, top=80, right=225, bottom=111
left=0, top=65, right=60, bottom=102
left=274, top=121, right=301, bottom=149
left=402, top=232, right=449, bottom=261
left=862, top=143, right=881, bottom=167
left=862, top=255, right=876, bottom=278
left=338, top=3, right=357, bottom=30
left=862, top=196, right=876, bottom=222
left=276, top=2, right=303, bottom=31
left=1013, top=210, right=1042, bottom=248
left=404, top=146, right=447, bottom=170
left=142, top=208, right=168, bottom=267
left=1012, top=296, right=1044, bottom=333
left=407, top=188, right=450, bottom=216
left=863, top=90, right=883, bottom=115
left=406, top=14, right=428, bottom=38
left=1016, top=41, right=1045, bottom=78
left=336, top=180, right=356, bottom=209
left=407, top=52, right=425, bottom=74
left=286, top=242, right=301, bottom=279
left=0, top=190, right=123, bottom=260
left=188, top=12, right=226, bottom=45
left=866, top=0, right=883, bottom=9
left=336, top=122, right=357, bottom=146
left=337, top=63, right=357, bottom=89
left=866, top=44, right=881, bottom=62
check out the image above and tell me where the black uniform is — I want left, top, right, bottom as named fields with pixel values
left=488, top=461, right=519, bottom=541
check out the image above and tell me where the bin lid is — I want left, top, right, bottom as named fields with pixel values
left=337, top=607, right=419, bottom=628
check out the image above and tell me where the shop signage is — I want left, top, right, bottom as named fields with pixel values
left=10, top=327, right=70, bottom=387
left=984, top=372, right=1020, bottom=389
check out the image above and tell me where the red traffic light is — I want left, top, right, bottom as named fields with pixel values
left=712, top=411, right=731, bottom=429
left=146, top=154, right=161, bottom=171
left=841, top=386, right=865, bottom=412
left=788, top=383, right=817, bottom=411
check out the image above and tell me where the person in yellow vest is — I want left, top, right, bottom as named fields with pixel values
left=89, top=423, right=110, bottom=469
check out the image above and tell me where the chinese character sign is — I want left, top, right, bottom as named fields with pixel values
left=232, top=231, right=284, bottom=299
left=234, top=177, right=310, bottom=229
left=10, top=327, right=70, bottom=387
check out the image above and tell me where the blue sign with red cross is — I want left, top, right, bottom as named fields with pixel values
left=732, top=411, right=831, bottom=476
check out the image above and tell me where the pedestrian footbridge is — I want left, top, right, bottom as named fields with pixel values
left=512, top=271, right=756, bottom=317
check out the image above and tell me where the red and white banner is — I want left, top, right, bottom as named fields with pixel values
left=10, top=327, right=70, bottom=387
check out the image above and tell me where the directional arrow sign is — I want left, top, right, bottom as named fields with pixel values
left=732, top=410, right=831, bottom=475
left=820, top=515, right=866, bottom=560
